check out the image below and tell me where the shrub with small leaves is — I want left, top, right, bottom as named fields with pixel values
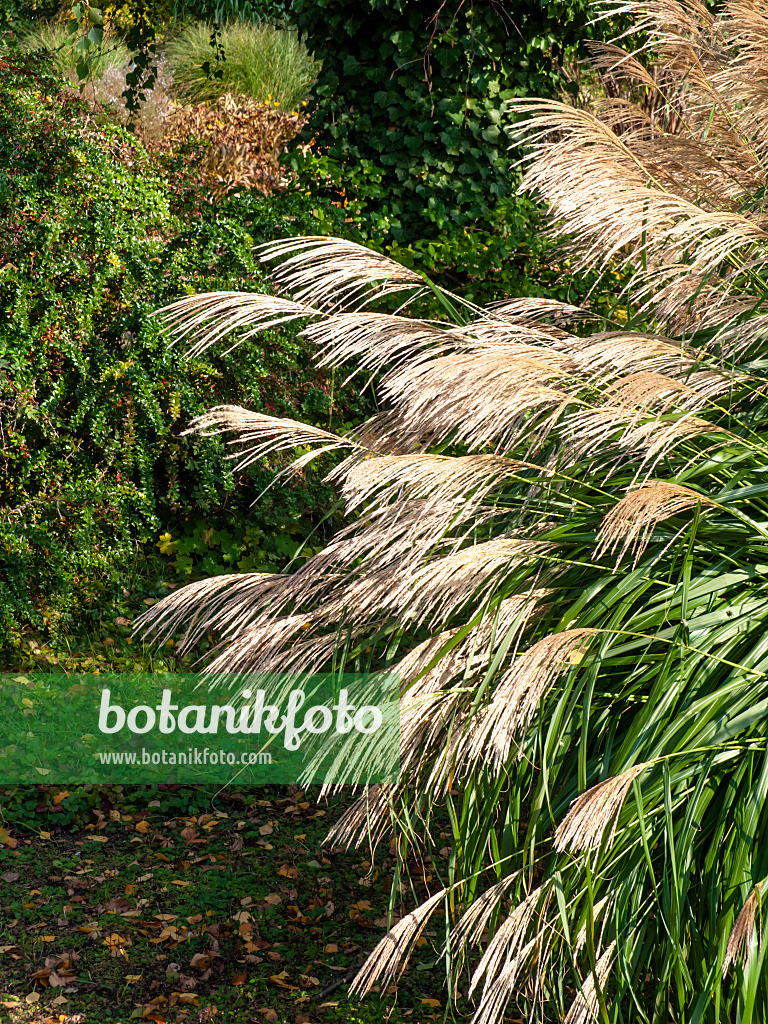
left=0, top=50, right=367, bottom=663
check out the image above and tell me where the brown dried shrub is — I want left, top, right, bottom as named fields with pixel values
left=159, top=92, right=308, bottom=195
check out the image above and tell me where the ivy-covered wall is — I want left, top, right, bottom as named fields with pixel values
left=289, top=0, right=595, bottom=298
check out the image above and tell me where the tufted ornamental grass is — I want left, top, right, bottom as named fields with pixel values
left=21, top=22, right=131, bottom=80
left=165, top=20, right=318, bottom=110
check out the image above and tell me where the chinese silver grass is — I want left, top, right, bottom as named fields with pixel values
left=563, top=941, right=617, bottom=1024
left=723, top=884, right=762, bottom=974
left=136, top=1, right=768, bottom=1019
left=555, top=763, right=651, bottom=853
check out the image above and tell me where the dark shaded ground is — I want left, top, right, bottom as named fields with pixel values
left=0, top=786, right=464, bottom=1024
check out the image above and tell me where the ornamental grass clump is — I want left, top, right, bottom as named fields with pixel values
left=165, top=20, right=317, bottom=109
left=141, top=0, right=768, bottom=1018
left=22, top=21, right=130, bottom=79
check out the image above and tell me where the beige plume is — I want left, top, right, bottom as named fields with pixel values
left=555, top=763, right=651, bottom=853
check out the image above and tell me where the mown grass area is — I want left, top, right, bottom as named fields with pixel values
left=0, top=786, right=460, bottom=1024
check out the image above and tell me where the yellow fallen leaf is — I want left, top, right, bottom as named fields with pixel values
left=0, top=828, right=17, bottom=848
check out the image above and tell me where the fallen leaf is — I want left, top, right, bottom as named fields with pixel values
left=170, top=992, right=198, bottom=1006
left=25, top=991, right=40, bottom=1004
left=259, top=822, right=274, bottom=836
left=277, top=863, right=299, bottom=879
left=269, top=970, right=294, bottom=990
left=323, top=943, right=339, bottom=954
left=232, top=972, right=247, bottom=985
left=135, top=821, right=151, bottom=834
left=0, top=828, right=17, bottom=849
left=1, top=872, right=19, bottom=882
left=421, top=997, right=441, bottom=1007
left=263, top=893, right=282, bottom=906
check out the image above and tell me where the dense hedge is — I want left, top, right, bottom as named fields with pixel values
left=289, top=0, right=597, bottom=300
left=0, top=53, right=366, bottom=665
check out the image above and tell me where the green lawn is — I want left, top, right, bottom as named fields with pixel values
left=0, top=786, right=461, bottom=1024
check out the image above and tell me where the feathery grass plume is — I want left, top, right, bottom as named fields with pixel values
left=450, top=874, right=523, bottom=951
left=555, top=763, right=651, bottom=853
left=155, top=293, right=318, bottom=358
left=134, top=572, right=280, bottom=653
left=455, top=629, right=597, bottom=773
left=258, top=236, right=425, bottom=311
left=184, top=406, right=367, bottom=478
left=469, top=884, right=553, bottom=999
left=336, top=454, right=528, bottom=514
left=574, top=895, right=614, bottom=955
left=723, top=885, right=762, bottom=975
left=595, top=482, right=717, bottom=566
left=324, top=783, right=395, bottom=852
left=302, top=312, right=460, bottom=380
left=140, top=0, right=768, bottom=1016
left=564, top=941, right=617, bottom=1024
left=349, top=888, right=447, bottom=997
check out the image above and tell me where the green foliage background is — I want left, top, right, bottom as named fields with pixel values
left=288, top=0, right=597, bottom=300
left=0, top=52, right=367, bottom=666
left=0, top=0, right=612, bottom=668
